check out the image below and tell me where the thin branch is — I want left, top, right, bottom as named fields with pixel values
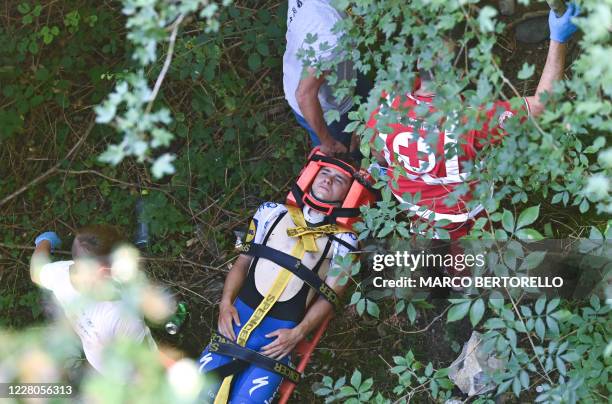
left=173, top=283, right=214, bottom=305
left=144, top=13, right=185, bottom=116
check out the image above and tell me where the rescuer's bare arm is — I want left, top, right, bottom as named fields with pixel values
left=30, top=240, right=52, bottom=285
left=525, top=41, right=568, bottom=117
left=525, top=5, right=578, bottom=117
left=296, top=68, right=348, bottom=155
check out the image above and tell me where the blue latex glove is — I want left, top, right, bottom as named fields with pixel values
left=549, top=3, right=580, bottom=43
left=35, top=231, right=62, bottom=252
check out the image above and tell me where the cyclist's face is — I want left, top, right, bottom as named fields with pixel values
left=311, top=166, right=351, bottom=203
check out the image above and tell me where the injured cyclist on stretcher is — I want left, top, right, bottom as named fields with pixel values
left=197, top=149, right=376, bottom=403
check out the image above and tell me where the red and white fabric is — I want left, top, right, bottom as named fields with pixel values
left=368, top=85, right=530, bottom=236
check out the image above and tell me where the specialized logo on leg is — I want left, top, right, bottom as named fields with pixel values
left=249, top=376, right=269, bottom=396
left=199, top=353, right=213, bottom=372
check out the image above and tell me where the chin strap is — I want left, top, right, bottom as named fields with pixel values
left=308, top=191, right=343, bottom=206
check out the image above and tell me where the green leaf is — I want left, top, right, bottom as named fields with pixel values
left=28, top=41, right=39, bottom=54
left=359, top=377, right=373, bottom=394
left=425, top=362, right=433, bottom=377
left=546, top=298, right=560, bottom=314
left=478, top=6, right=498, bottom=33
left=516, top=319, right=528, bottom=333
left=151, top=153, right=176, bottom=178
left=489, top=298, right=504, bottom=310
left=350, top=369, right=362, bottom=389
left=396, top=221, right=413, bottom=238
left=506, top=328, right=517, bottom=347
left=545, top=316, right=559, bottom=335
left=18, top=2, right=30, bottom=14
left=469, top=298, right=485, bottom=326
left=512, top=375, right=521, bottom=397
left=356, top=299, right=365, bottom=316
left=447, top=300, right=471, bottom=323
left=515, top=228, right=543, bottom=240
left=485, top=317, right=505, bottom=329
left=551, top=192, right=563, bottom=204
left=407, top=303, right=417, bottom=324
left=256, top=42, right=269, bottom=56
left=584, top=136, right=606, bottom=153
left=473, top=217, right=488, bottom=230
left=560, top=352, right=580, bottom=362
left=430, top=379, right=438, bottom=398
left=324, top=109, right=341, bottom=124
left=590, top=295, right=600, bottom=310
left=555, top=356, right=566, bottom=375
left=502, top=209, right=514, bottom=233
left=535, top=317, right=545, bottom=340
left=520, top=370, right=529, bottom=389
left=247, top=53, right=261, bottom=71
left=314, top=387, right=332, bottom=396
left=378, top=222, right=395, bottom=238
left=535, top=296, right=546, bottom=314
left=516, top=205, right=539, bottom=229
left=520, top=305, right=532, bottom=318
left=497, top=379, right=512, bottom=395
left=517, top=63, right=535, bottom=80
left=520, top=251, right=546, bottom=270
left=339, top=386, right=357, bottom=397
left=366, top=301, right=380, bottom=318
left=343, top=120, right=360, bottom=133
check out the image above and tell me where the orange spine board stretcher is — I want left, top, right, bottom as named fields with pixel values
left=278, top=149, right=376, bottom=401
left=286, top=147, right=377, bottom=228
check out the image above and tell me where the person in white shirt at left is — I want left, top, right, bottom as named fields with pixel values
left=30, top=225, right=157, bottom=376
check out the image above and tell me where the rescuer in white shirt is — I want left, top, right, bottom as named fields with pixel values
left=30, top=225, right=156, bottom=376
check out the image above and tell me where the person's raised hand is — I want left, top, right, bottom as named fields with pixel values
left=261, top=328, right=304, bottom=360
left=549, top=3, right=580, bottom=43
left=218, top=301, right=240, bottom=341
left=34, top=231, right=62, bottom=252
left=319, top=138, right=348, bottom=156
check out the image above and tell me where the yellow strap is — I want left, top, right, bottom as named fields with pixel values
left=286, top=224, right=340, bottom=238
left=286, top=206, right=347, bottom=252
left=286, top=206, right=317, bottom=252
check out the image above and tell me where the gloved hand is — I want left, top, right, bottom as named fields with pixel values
left=35, top=231, right=62, bottom=252
left=549, top=3, right=580, bottom=43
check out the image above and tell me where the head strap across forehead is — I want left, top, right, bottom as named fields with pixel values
left=309, top=155, right=355, bottom=178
